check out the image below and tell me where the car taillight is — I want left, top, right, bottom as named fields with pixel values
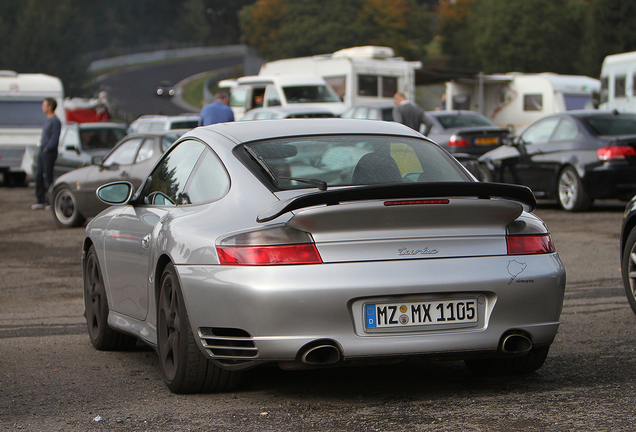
left=216, top=226, right=322, bottom=265
left=448, top=135, right=471, bottom=147
left=597, top=145, right=636, bottom=160
left=507, top=234, right=555, bottom=255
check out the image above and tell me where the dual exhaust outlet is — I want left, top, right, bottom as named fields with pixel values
left=284, top=332, right=532, bottom=370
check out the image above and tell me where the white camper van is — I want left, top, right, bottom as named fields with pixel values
left=599, top=51, right=636, bottom=112
left=445, top=72, right=600, bottom=134
left=219, top=74, right=347, bottom=120
left=0, top=71, right=65, bottom=185
left=259, top=46, right=422, bottom=108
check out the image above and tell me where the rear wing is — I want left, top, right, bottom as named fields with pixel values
left=257, top=182, right=536, bottom=223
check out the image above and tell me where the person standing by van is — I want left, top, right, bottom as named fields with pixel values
left=32, top=98, right=61, bottom=210
left=393, top=92, right=432, bottom=134
left=198, top=91, right=234, bottom=126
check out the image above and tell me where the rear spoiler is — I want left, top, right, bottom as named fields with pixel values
left=257, top=182, right=536, bottom=222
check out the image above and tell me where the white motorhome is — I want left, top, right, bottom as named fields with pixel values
left=598, top=51, right=636, bottom=112
left=219, top=74, right=346, bottom=120
left=0, top=71, right=65, bottom=185
left=445, top=72, right=600, bottom=134
left=259, top=46, right=422, bottom=108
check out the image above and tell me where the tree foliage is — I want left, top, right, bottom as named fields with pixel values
left=239, top=0, right=434, bottom=60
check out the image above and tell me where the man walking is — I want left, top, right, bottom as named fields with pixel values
left=32, top=98, right=61, bottom=210
left=393, top=92, right=432, bottom=134
left=199, top=91, right=234, bottom=126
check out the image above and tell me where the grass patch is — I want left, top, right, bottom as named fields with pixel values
left=181, top=73, right=214, bottom=109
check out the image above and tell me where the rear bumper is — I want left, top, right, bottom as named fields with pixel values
left=586, top=162, right=636, bottom=199
left=176, top=253, right=565, bottom=369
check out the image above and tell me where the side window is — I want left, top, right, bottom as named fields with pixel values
left=185, top=149, right=230, bottom=204
left=104, top=138, right=143, bottom=166
left=61, top=128, right=79, bottom=150
left=324, top=76, right=346, bottom=99
left=358, top=75, right=378, bottom=96
left=520, top=117, right=560, bottom=145
left=135, top=138, right=155, bottom=163
left=264, top=85, right=281, bottom=107
left=381, top=76, right=398, bottom=98
left=352, top=107, right=368, bottom=119
left=616, top=75, right=626, bottom=98
left=551, top=118, right=579, bottom=141
left=143, top=140, right=206, bottom=205
left=523, top=94, right=543, bottom=111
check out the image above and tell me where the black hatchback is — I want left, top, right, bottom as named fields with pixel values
left=479, top=110, right=636, bottom=211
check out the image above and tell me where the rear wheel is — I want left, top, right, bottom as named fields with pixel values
left=621, top=228, right=636, bottom=316
left=84, top=245, right=137, bottom=350
left=53, top=186, right=86, bottom=227
left=157, top=263, right=241, bottom=393
left=557, top=167, right=591, bottom=212
left=464, top=346, right=550, bottom=376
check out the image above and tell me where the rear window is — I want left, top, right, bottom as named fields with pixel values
left=435, top=114, right=494, bottom=129
left=282, top=85, right=340, bottom=103
left=584, top=114, right=636, bottom=136
left=170, top=120, right=198, bottom=129
left=243, top=135, right=468, bottom=190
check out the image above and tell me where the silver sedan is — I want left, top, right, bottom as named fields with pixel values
left=83, top=119, right=565, bottom=393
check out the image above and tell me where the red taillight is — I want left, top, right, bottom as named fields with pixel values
left=448, top=135, right=471, bottom=147
left=597, top=145, right=636, bottom=161
left=384, top=199, right=450, bottom=206
left=217, top=244, right=322, bottom=265
left=507, top=234, right=555, bottom=255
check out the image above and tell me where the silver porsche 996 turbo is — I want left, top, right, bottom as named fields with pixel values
left=82, top=118, right=565, bottom=393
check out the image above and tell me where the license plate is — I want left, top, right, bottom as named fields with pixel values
left=475, top=137, right=498, bottom=145
left=365, top=299, right=478, bottom=330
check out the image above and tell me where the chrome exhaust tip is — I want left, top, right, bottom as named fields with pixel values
left=301, top=344, right=341, bottom=365
left=500, top=333, right=533, bottom=354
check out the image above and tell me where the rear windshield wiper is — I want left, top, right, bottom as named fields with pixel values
left=244, top=147, right=327, bottom=191
left=278, top=176, right=327, bottom=191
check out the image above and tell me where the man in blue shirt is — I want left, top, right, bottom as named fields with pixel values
left=32, top=98, right=61, bottom=210
left=198, top=91, right=234, bottom=126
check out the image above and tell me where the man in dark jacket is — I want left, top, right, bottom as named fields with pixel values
left=32, top=98, right=61, bottom=209
left=393, top=92, right=432, bottom=134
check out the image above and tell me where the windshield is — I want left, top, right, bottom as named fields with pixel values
left=436, top=113, right=494, bottom=129
left=0, top=100, right=47, bottom=127
left=243, top=135, right=468, bottom=190
left=584, top=114, right=636, bottom=136
left=282, top=85, right=340, bottom=104
left=80, top=127, right=128, bottom=150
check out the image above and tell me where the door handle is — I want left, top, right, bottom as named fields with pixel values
left=142, top=234, right=151, bottom=249
left=120, top=171, right=129, bottom=177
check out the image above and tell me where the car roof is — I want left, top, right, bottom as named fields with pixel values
left=65, top=122, right=128, bottom=129
left=192, top=118, right=423, bottom=145
left=427, top=110, right=489, bottom=118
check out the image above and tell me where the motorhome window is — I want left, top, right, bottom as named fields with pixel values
left=358, top=75, right=378, bottom=96
left=615, top=75, right=626, bottom=98
left=282, top=85, right=339, bottom=103
left=229, top=87, right=247, bottom=108
left=0, top=100, right=47, bottom=127
left=523, top=94, right=543, bottom=111
left=564, top=95, right=593, bottom=110
left=265, top=86, right=282, bottom=106
left=324, top=76, right=346, bottom=99
left=600, top=77, right=609, bottom=104
left=382, top=76, right=398, bottom=97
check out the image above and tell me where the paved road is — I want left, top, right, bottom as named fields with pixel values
left=1, top=187, right=635, bottom=431
left=96, top=55, right=243, bottom=119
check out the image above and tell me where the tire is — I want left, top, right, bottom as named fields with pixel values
left=157, top=263, right=241, bottom=393
left=557, top=167, right=591, bottom=212
left=84, top=245, right=137, bottom=350
left=621, top=228, right=636, bottom=316
left=53, top=186, right=86, bottom=228
left=464, top=346, right=550, bottom=376
left=477, top=163, right=493, bottom=182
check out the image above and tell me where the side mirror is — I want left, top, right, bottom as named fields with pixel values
left=503, top=136, right=516, bottom=146
left=65, top=144, right=80, bottom=154
left=96, top=182, right=134, bottom=205
left=91, top=155, right=103, bottom=166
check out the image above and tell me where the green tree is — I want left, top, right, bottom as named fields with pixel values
left=239, top=0, right=434, bottom=60
left=0, top=0, right=89, bottom=96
